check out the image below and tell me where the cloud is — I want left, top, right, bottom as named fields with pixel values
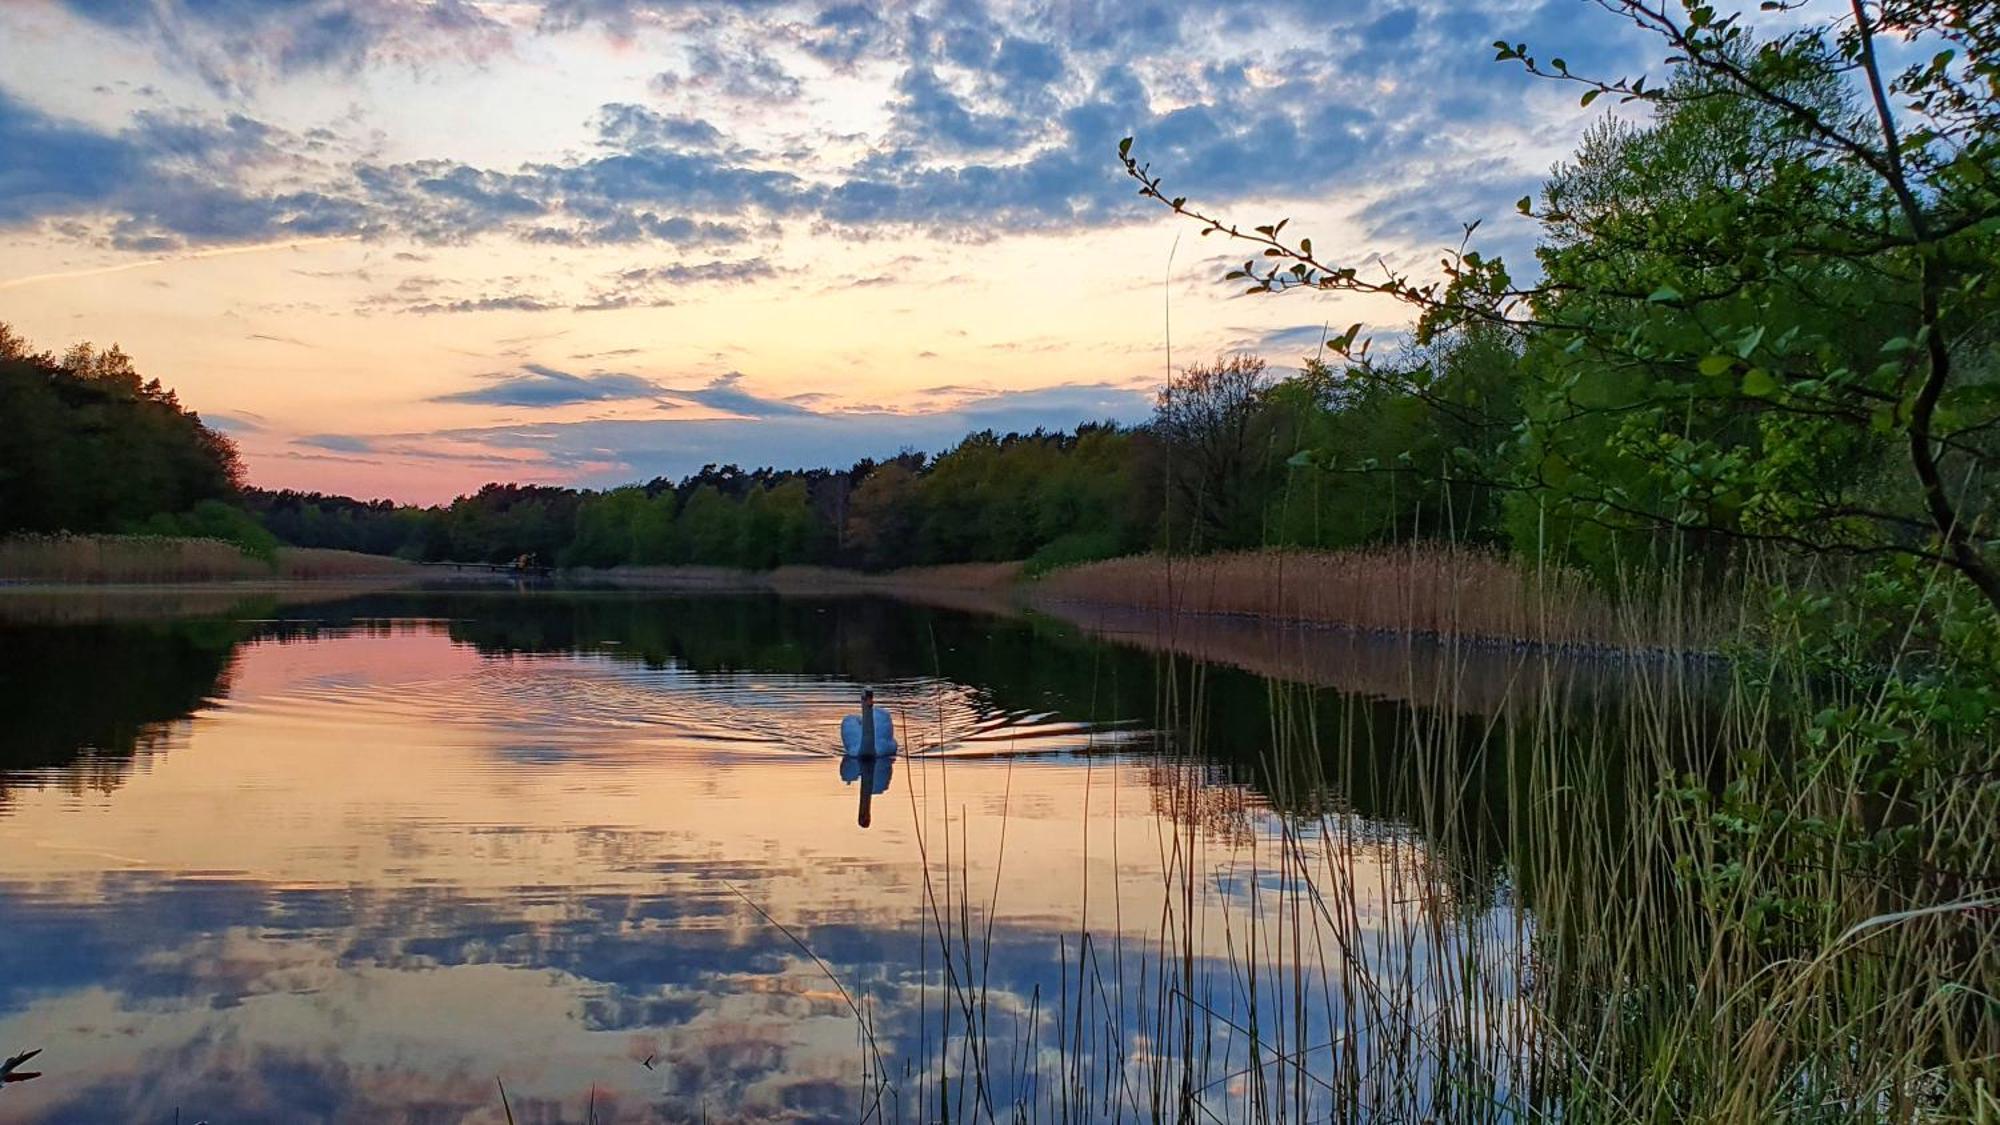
left=594, top=104, right=731, bottom=151
left=202, top=411, right=266, bottom=433
left=0, top=89, right=148, bottom=224
left=402, top=295, right=562, bottom=315
left=613, top=259, right=775, bottom=287
left=7, top=0, right=1662, bottom=266
left=0, top=87, right=368, bottom=251
left=54, top=0, right=509, bottom=91
left=573, top=258, right=777, bottom=310
left=1243, top=324, right=1334, bottom=355
left=431, top=364, right=665, bottom=407
left=662, top=371, right=813, bottom=417
left=388, top=379, right=1157, bottom=482
left=891, top=64, right=1031, bottom=153
left=296, top=433, right=376, bottom=452
left=652, top=37, right=803, bottom=101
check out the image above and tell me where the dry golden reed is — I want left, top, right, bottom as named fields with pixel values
left=1032, top=546, right=1707, bottom=650
left=0, top=534, right=268, bottom=584
left=273, top=547, right=417, bottom=580
left=0, top=534, right=415, bottom=584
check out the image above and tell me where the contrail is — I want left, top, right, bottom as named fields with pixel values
left=0, top=236, right=359, bottom=291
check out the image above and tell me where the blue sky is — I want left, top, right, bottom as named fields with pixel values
left=0, top=0, right=1657, bottom=501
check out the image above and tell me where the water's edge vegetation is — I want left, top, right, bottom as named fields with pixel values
left=0, top=533, right=416, bottom=585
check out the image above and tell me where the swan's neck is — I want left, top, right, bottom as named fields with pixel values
left=860, top=698, right=876, bottom=755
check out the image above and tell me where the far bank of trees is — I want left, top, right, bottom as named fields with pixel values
left=243, top=342, right=1521, bottom=575
left=3, top=312, right=1514, bottom=576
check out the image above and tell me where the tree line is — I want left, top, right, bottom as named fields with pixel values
left=0, top=326, right=280, bottom=556
left=3, top=312, right=1505, bottom=574
left=1123, top=1, right=1999, bottom=630
left=236, top=332, right=1542, bottom=574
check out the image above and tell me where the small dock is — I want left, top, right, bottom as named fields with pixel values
left=418, top=560, right=554, bottom=579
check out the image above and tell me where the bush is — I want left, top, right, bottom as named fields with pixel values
left=133, top=501, right=281, bottom=563
left=1023, top=528, right=1129, bottom=577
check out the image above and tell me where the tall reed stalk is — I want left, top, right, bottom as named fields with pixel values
left=845, top=564, right=1994, bottom=1121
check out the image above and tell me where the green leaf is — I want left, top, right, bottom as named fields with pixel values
left=1516, top=195, right=1532, bottom=215
left=1117, top=136, right=1133, bottom=158
left=1648, top=285, right=1682, bottom=303
left=1741, top=367, right=1779, bottom=397
left=1580, top=88, right=1601, bottom=108
left=1698, top=354, right=1735, bottom=377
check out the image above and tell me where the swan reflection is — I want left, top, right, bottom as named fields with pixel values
left=841, top=752, right=894, bottom=828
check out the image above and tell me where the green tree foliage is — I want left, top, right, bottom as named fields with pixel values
left=1274, top=329, right=1523, bottom=549
left=0, top=325, right=249, bottom=537
left=244, top=490, right=429, bottom=557
left=174, top=384, right=1492, bottom=575
left=136, top=499, right=282, bottom=562
left=1153, top=355, right=1277, bottom=551
left=1122, top=0, right=2000, bottom=618
left=562, top=486, right=678, bottom=568
left=1119, top=10, right=2000, bottom=1087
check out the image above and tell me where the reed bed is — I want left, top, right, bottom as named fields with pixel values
left=272, top=546, right=416, bottom=579
left=577, top=560, right=1026, bottom=614
left=1032, top=547, right=1715, bottom=652
left=0, top=534, right=269, bottom=584
left=768, top=560, right=1024, bottom=593
left=0, top=534, right=415, bottom=584
left=816, top=589, right=1993, bottom=1121
left=569, top=563, right=769, bottom=591
left=1038, top=600, right=1668, bottom=718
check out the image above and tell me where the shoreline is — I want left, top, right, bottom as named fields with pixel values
left=572, top=552, right=1720, bottom=659
left=6, top=550, right=1722, bottom=661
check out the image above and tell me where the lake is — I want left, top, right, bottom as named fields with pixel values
left=0, top=586, right=1591, bottom=1122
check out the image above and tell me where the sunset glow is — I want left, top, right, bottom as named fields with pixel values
left=0, top=0, right=1636, bottom=502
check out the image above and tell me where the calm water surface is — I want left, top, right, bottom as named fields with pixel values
left=0, top=589, right=1543, bottom=1122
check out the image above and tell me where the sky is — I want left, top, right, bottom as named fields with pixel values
left=0, top=0, right=1656, bottom=504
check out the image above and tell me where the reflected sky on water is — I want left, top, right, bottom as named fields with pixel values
left=0, top=590, right=1535, bottom=1121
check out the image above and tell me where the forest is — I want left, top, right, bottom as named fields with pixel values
left=2, top=311, right=1493, bottom=576
left=244, top=346, right=1505, bottom=577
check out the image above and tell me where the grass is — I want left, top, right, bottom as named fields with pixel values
left=0, top=534, right=414, bottom=584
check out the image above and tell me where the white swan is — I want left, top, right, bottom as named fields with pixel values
left=841, top=688, right=897, bottom=757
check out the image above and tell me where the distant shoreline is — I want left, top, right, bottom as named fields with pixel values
left=573, top=551, right=1717, bottom=656
left=5, top=545, right=1717, bottom=657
